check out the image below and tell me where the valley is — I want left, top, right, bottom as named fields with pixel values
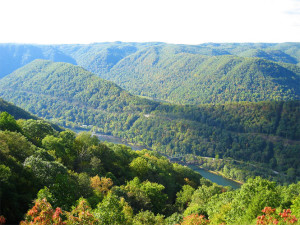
left=0, top=42, right=299, bottom=224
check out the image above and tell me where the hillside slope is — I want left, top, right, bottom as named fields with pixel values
left=0, top=59, right=158, bottom=129
left=104, top=46, right=300, bottom=104
left=0, top=97, right=36, bottom=120
left=1, top=42, right=299, bottom=105
left=0, top=44, right=76, bottom=78
left=0, top=60, right=299, bottom=183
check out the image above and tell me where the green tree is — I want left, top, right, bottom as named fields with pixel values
left=19, top=119, right=55, bottom=146
left=0, top=112, right=21, bottom=132
left=23, top=156, right=67, bottom=186
left=93, top=193, right=127, bottom=225
left=133, top=210, right=165, bottom=225
left=176, top=185, right=195, bottom=212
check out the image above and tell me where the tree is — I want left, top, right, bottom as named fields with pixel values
left=23, top=156, right=67, bottom=186
left=74, top=132, right=100, bottom=171
left=256, top=207, right=298, bottom=224
left=90, top=175, right=113, bottom=195
left=227, top=177, right=281, bottom=223
left=180, top=214, right=209, bottom=225
left=291, top=195, right=300, bottom=219
left=132, top=210, right=165, bottom=225
left=65, top=198, right=98, bottom=225
left=0, top=130, right=34, bottom=161
left=59, top=130, right=77, bottom=168
left=42, top=135, right=65, bottom=160
left=20, top=198, right=64, bottom=225
left=93, top=193, right=127, bottom=225
left=140, top=180, right=168, bottom=214
left=176, top=185, right=195, bottom=212
left=0, top=112, right=21, bottom=132
left=130, top=157, right=149, bottom=178
left=19, top=119, right=55, bottom=146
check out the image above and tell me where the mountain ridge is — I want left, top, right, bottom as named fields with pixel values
left=1, top=42, right=299, bottom=105
left=104, top=46, right=300, bottom=104
left=0, top=60, right=299, bottom=183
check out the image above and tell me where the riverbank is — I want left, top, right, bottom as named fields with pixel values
left=70, top=128, right=242, bottom=189
left=187, top=165, right=242, bottom=189
left=197, top=166, right=244, bottom=185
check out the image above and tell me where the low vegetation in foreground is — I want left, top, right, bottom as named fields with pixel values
left=0, top=111, right=299, bottom=224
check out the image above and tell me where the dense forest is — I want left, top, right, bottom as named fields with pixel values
left=0, top=42, right=299, bottom=224
left=0, top=107, right=299, bottom=224
left=99, top=46, right=300, bottom=104
left=0, top=60, right=299, bottom=184
left=0, top=42, right=300, bottom=104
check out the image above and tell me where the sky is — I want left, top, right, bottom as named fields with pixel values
left=0, top=0, right=299, bottom=45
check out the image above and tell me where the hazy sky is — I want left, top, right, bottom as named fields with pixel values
left=0, top=0, right=299, bottom=44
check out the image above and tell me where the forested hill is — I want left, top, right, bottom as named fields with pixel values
left=0, top=60, right=299, bottom=183
left=105, top=46, right=300, bottom=104
left=0, top=42, right=299, bottom=104
left=0, top=42, right=159, bottom=78
left=0, top=44, right=76, bottom=78
left=0, top=59, right=159, bottom=127
left=0, top=97, right=36, bottom=120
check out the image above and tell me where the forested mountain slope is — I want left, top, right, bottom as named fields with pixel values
left=0, top=44, right=76, bottom=78
left=1, top=110, right=299, bottom=225
left=0, top=60, right=299, bottom=183
left=105, top=46, right=300, bottom=104
left=0, top=110, right=203, bottom=223
left=0, top=97, right=36, bottom=120
left=1, top=42, right=299, bottom=105
left=198, top=42, right=300, bottom=65
left=0, top=59, right=158, bottom=127
left=0, top=42, right=160, bottom=78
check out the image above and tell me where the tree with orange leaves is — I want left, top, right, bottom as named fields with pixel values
left=256, top=207, right=298, bottom=225
left=90, top=175, right=113, bottom=195
left=20, top=198, right=65, bottom=225
left=180, top=214, right=210, bottom=225
left=65, top=198, right=98, bottom=225
left=20, top=198, right=98, bottom=225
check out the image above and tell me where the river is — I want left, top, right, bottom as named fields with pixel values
left=187, top=165, right=241, bottom=189
left=74, top=129, right=241, bottom=189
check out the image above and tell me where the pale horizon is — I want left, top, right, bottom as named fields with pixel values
left=0, top=0, right=299, bottom=45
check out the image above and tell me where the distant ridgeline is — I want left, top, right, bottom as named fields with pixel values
left=0, top=60, right=299, bottom=183
left=0, top=42, right=300, bottom=104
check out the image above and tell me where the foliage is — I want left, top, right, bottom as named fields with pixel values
left=180, top=214, right=209, bottom=225
left=0, top=112, right=21, bottom=132
left=90, top=175, right=113, bottom=195
left=256, top=207, right=298, bottom=224
left=18, top=119, right=55, bottom=146
left=93, top=193, right=127, bottom=225
left=176, top=185, right=195, bottom=212
left=20, top=198, right=98, bottom=225
left=0, top=111, right=299, bottom=224
left=1, top=42, right=300, bottom=104
left=65, top=198, right=98, bottom=225
left=105, top=46, right=300, bottom=105
left=0, top=42, right=299, bottom=224
left=0, top=60, right=299, bottom=182
left=20, top=198, right=65, bottom=225
left=132, top=210, right=165, bottom=225
left=0, top=97, right=36, bottom=120
left=23, top=155, right=67, bottom=186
